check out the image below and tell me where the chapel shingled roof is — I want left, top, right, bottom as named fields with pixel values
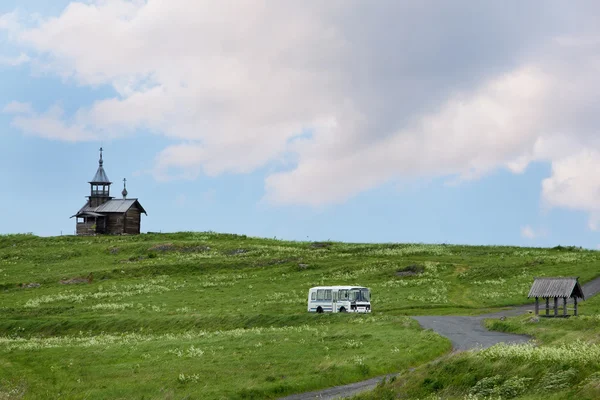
left=71, top=199, right=147, bottom=218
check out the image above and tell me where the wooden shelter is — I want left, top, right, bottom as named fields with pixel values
left=71, top=148, right=147, bottom=235
left=528, top=277, right=584, bottom=317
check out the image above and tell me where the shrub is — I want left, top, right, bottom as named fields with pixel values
left=469, top=375, right=532, bottom=399
left=396, top=264, right=425, bottom=276
left=497, top=376, right=532, bottom=398
left=536, top=368, right=578, bottom=392
left=469, top=375, right=504, bottom=397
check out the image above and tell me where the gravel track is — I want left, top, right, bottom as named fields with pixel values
left=278, top=276, right=600, bottom=400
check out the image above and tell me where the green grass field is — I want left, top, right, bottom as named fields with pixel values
left=2, top=232, right=600, bottom=399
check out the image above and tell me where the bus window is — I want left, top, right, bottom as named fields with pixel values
left=350, top=289, right=370, bottom=302
left=339, top=290, right=349, bottom=300
left=311, top=292, right=316, bottom=300
left=317, top=290, right=325, bottom=300
left=361, top=288, right=370, bottom=301
left=325, top=290, right=332, bottom=300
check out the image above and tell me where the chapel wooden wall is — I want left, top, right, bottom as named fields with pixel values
left=124, top=207, right=141, bottom=234
left=76, top=218, right=97, bottom=235
left=105, top=214, right=124, bottom=235
left=88, top=197, right=111, bottom=208
left=101, top=207, right=141, bottom=235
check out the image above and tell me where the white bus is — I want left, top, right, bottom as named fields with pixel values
left=307, top=286, right=371, bottom=313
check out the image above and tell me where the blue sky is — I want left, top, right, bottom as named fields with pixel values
left=1, top=1, right=600, bottom=248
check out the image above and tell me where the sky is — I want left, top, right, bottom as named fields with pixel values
left=1, top=1, right=600, bottom=248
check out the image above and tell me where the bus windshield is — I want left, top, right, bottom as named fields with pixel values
left=350, top=288, right=370, bottom=302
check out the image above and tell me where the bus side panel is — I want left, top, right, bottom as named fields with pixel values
left=307, top=289, right=334, bottom=312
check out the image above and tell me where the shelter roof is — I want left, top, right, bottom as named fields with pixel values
left=527, top=277, right=584, bottom=299
left=309, top=286, right=369, bottom=290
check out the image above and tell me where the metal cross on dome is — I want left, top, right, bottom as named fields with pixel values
left=122, top=177, right=128, bottom=199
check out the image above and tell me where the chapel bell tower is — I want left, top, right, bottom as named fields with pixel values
left=88, top=147, right=113, bottom=207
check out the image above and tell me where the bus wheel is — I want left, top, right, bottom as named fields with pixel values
left=316, top=307, right=323, bottom=313
left=339, top=306, right=347, bottom=313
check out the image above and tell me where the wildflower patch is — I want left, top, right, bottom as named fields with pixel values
left=477, top=340, right=600, bottom=366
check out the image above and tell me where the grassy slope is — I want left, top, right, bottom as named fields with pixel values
left=1, top=232, right=600, bottom=399
left=354, top=262, right=600, bottom=400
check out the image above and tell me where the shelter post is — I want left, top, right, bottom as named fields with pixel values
left=574, top=297, right=578, bottom=316
left=545, top=298, right=549, bottom=316
left=563, top=297, right=567, bottom=316
left=535, top=297, right=539, bottom=315
left=554, top=297, right=558, bottom=316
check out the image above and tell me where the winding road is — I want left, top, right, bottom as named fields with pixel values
left=278, top=277, right=600, bottom=400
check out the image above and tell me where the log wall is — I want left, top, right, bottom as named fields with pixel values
left=88, top=196, right=111, bottom=208
left=124, top=207, right=141, bottom=234
left=76, top=217, right=99, bottom=235
left=76, top=221, right=95, bottom=235
left=105, top=213, right=124, bottom=235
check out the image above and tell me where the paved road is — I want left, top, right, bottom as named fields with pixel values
left=412, top=314, right=531, bottom=351
left=278, top=276, right=600, bottom=400
left=277, top=374, right=398, bottom=400
left=583, top=277, right=600, bottom=299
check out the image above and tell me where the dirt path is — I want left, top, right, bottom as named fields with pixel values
left=278, top=276, right=600, bottom=400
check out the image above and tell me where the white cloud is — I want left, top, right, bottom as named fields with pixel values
left=521, top=225, right=547, bottom=239
left=3, top=1, right=600, bottom=227
left=0, top=52, right=30, bottom=66
left=0, top=13, right=29, bottom=67
left=266, top=66, right=549, bottom=204
left=542, top=150, right=600, bottom=230
left=2, top=101, right=32, bottom=114
left=521, top=226, right=536, bottom=239
left=0, top=11, right=19, bottom=32
left=3, top=104, right=97, bottom=142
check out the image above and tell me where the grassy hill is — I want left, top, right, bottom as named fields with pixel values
left=1, top=232, right=600, bottom=399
